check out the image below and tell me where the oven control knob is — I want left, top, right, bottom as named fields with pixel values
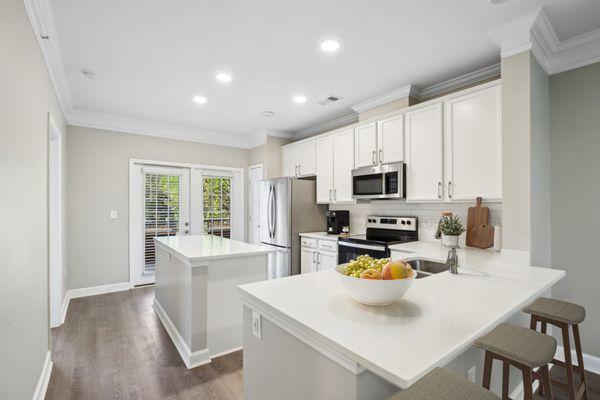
left=401, top=220, right=406, bottom=225
left=406, top=220, right=412, bottom=225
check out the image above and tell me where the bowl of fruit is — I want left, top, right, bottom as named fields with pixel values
left=335, top=255, right=416, bottom=306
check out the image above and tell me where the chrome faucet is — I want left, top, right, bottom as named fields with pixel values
left=445, top=247, right=459, bottom=274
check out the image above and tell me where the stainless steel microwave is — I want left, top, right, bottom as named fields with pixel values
left=351, top=162, right=406, bottom=200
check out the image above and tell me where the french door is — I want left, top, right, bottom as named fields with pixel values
left=131, top=165, right=190, bottom=286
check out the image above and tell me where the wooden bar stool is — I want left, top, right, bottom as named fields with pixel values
left=524, top=297, right=588, bottom=400
left=475, top=322, right=557, bottom=400
left=389, top=367, right=500, bottom=400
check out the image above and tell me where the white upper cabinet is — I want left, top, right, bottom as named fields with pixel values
left=282, top=139, right=316, bottom=177
left=282, top=145, right=299, bottom=177
left=377, top=114, right=404, bottom=164
left=444, top=85, right=502, bottom=201
left=315, top=135, right=334, bottom=204
left=405, top=102, right=444, bottom=202
left=354, top=123, right=378, bottom=168
left=298, top=140, right=316, bottom=176
left=332, top=129, right=355, bottom=203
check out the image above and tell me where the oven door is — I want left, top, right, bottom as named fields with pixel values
left=337, top=241, right=389, bottom=264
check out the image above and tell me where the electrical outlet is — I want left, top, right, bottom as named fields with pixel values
left=110, top=210, right=118, bottom=219
left=252, top=311, right=262, bottom=339
left=468, top=366, right=476, bottom=382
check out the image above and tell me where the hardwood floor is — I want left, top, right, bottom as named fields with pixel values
left=45, top=286, right=600, bottom=400
left=46, top=287, right=243, bottom=400
left=535, top=364, right=600, bottom=399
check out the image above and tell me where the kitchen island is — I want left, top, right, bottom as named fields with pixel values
left=153, top=235, right=272, bottom=368
left=238, top=242, right=565, bottom=400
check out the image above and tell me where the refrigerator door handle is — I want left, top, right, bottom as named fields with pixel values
left=267, top=185, right=273, bottom=238
left=271, top=184, right=277, bottom=238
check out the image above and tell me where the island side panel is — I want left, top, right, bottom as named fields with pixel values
left=206, top=254, right=268, bottom=357
left=242, top=306, right=398, bottom=400
left=154, top=246, right=193, bottom=351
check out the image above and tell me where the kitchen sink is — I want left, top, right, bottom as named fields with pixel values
left=406, top=259, right=448, bottom=278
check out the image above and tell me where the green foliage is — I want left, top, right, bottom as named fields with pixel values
left=439, top=215, right=465, bottom=236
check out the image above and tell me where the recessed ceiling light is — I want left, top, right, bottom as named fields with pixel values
left=81, top=69, right=99, bottom=80
left=319, top=36, right=342, bottom=53
left=260, top=111, right=275, bottom=118
left=193, top=95, right=207, bottom=104
left=293, top=95, right=307, bottom=104
left=215, top=72, right=233, bottom=83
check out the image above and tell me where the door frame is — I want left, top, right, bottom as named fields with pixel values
left=247, top=163, right=263, bottom=244
left=128, top=159, right=245, bottom=286
left=48, top=114, right=64, bottom=328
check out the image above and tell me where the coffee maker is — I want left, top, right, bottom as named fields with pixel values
left=326, top=210, right=349, bottom=234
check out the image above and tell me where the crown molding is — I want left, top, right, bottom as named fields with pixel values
left=294, top=113, right=358, bottom=139
left=418, top=63, right=501, bottom=100
left=67, top=109, right=255, bottom=149
left=350, top=85, right=421, bottom=114
left=489, top=8, right=600, bottom=75
left=24, top=0, right=73, bottom=116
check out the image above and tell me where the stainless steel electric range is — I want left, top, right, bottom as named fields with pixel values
left=337, top=216, right=418, bottom=264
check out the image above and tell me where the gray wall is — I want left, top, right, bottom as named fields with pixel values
left=66, top=126, right=249, bottom=290
left=530, top=56, right=551, bottom=268
left=0, top=0, right=67, bottom=397
left=550, top=62, right=600, bottom=357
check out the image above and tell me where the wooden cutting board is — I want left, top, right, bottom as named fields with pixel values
left=467, top=197, right=491, bottom=248
left=469, top=224, right=495, bottom=249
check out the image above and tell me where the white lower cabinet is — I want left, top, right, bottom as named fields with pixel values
left=300, top=247, right=318, bottom=274
left=317, top=251, right=337, bottom=271
left=300, top=237, right=338, bottom=273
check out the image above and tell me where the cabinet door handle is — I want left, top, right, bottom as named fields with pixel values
left=379, top=149, right=383, bottom=163
left=329, top=189, right=332, bottom=202
left=448, top=181, right=453, bottom=198
left=298, top=165, right=301, bottom=176
left=333, top=189, right=337, bottom=201
left=317, top=253, right=320, bottom=264
left=312, top=251, right=316, bottom=264
left=437, top=182, right=442, bottom=199
left=372, top=150, right=376, bottom=165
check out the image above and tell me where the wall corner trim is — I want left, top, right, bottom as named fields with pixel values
left=489, top=8, right=600, bottom=75
left=32, top=351, right=53, bottom=400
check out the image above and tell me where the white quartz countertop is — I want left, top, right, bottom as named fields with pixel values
left=238, top=241, right=565, bottom=388
left=155, top=235, right=273, bottom=266
left=299, top=232, right=360, bottom=241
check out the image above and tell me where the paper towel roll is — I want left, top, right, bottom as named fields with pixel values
left=493, top=225, right=502, bottom=252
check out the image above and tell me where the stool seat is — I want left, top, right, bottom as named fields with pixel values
left=475, top=323, right=557, bottom=368
left=523, top=297, right=585, bottom=324
left=389, top=367, right=500, bottom=400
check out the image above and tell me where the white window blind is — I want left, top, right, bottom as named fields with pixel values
left=144, top=173, right=181, bottom=273
left=202, top=176, right=231, bottom=238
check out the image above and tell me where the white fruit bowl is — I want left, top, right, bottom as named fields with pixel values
left=335, top=263, right=416, bottom=306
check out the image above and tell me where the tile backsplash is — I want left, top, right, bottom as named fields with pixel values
left=329, top=200, right=502, bottom=244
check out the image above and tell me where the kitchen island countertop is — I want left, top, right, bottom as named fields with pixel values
left=238, top=241, right=565, bottom=389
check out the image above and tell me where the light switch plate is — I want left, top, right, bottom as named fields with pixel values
left=110, top=210, right=118, bottom=219
left=252, top=311, right=262, bottom=339
left=468, top=366, right=476, bottom=382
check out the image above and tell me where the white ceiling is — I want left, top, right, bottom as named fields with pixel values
left=50, top=0, right=600, bottom=140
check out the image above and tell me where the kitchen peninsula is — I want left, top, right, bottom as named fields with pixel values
left=239, top=243, right=565, bottom=400
left=153, top=235, right=271, bottom=368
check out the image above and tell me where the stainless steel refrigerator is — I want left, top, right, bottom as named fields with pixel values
left=260, top=177, right=326, bottom=279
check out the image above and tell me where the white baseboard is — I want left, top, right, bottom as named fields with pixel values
left=210, top=345, right=243, bottom=360
left=66, top=281, right=132, bottom=300
left=59, top=293, right=69, bottom=326
left=32, top=351, right=52, bottom=400
left=555, top=345, right=600, bottom=374
left=153, top=299, right=211, bottom=369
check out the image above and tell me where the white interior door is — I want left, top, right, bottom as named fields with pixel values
left=248, top=164, right=263, bottom=245
left=131, top=165, right=190, bottom=286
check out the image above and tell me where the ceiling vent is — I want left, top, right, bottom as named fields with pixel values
left=317, top=95, right=342, bottom=106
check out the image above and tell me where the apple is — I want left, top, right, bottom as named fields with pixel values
left=360, top=268, right=382, bottom=280
left=382, top=261, right=413, bottom=280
